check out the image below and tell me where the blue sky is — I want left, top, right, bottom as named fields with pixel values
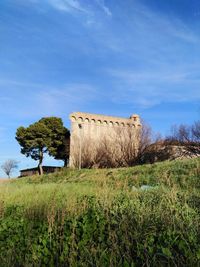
left=0, top=0, right=200, bottom=177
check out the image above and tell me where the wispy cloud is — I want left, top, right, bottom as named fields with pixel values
left=133, top=4, right=199, bottom=44
left=108, top=66, right=200, bottom=108
left=45, top=0, right=112, bottom=16
left=0, top=82, right=101, bottom=119
left=46, top=0, right=89, bottom=13
left=0, top=79, right=44, bottom=88
left=88, top=1, right=200, bottom=108
left=35, top=83, right=100, bottom=115
left=3, top=0, right=200, bottom=176
left=25, top=0, right=112, bottom=18
left=94, top=0, right=112, bottom=16
left=108, top=68, right=200, bottom=85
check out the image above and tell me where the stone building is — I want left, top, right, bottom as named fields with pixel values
left=69, top=112, right=141, bottom=168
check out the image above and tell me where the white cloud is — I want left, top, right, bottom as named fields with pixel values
left=108, top=67, right=200, bottom=108
left=25, top=0, right=112, bottom=18
left=108, top=68, right=199, bottom=85
left=45, top=0, right=112, bottom=16
left=134, top=4, right=199, bottom=44
left=6, top=0, right=200, bottom=111
left=0, top=82, right=101, bottom=119
left=46, top=0, right=88, bottom=13
left=95, top=0, right=112, bottom=16
left=36, top=83, right=99, bottom=114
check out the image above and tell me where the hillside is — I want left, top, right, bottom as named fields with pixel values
left=1, top=158, right=200, bottom=266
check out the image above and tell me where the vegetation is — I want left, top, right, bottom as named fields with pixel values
left=75, top=122, right=152, bottom=168
left=1, top=159, right=18, bottom=178
left=16, top=117, right=70, bottom=175
left=166, top=120, right=200, bottom=155
left=1, top=158, right=200, bottom=266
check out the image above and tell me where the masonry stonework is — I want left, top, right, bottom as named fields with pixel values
left=69, top=112, right=141, bottom=168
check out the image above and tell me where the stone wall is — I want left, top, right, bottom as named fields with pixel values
left=69, top=112, right=141, bottom=168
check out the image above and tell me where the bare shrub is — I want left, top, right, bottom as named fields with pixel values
left=1, top=159, right=18, bottom=178
left=136, top=122, right=152, bottom=164
left=93, top=137, right=115, bottom=168
left=165, top=120, right=200, bottom=157
left=192, top=121, right=200, bottom=143
left=71, top=121, right=153, bottom=168
left=81, top=138, right=96, bottom=168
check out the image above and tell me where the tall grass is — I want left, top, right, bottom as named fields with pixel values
left=0, top=158, right=200, bottom=266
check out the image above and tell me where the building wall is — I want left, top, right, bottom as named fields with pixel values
left=20, top=169, right=38, bottom=177
left=20, top=167, right=61, bottom=177
left=69, top=112, right=141, bottom=167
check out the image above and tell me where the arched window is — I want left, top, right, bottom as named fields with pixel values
left=71, top=116, right=76, bottom=122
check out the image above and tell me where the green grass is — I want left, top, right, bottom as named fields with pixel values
left=1, top=158, right=200, bottom=266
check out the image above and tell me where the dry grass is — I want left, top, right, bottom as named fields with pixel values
left=1, top=158, right=200, bottom=267
left=0, top=179, right=9, bottom=183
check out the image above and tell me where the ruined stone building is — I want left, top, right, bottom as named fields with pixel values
left=69, top=112, right=141, bottom=168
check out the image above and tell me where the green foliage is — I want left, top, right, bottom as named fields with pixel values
left=16, top=122, right=51, bottom=161
left=16, top=117, right=70, bottom=167
left=40, top=117, right=70, bottom=163
left=1, top=158, right=200, bottom=266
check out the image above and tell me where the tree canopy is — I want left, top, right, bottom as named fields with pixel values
left=16, top=117, right=70, bottom=175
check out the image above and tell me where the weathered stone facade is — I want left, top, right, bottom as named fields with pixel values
left=69, top=112, right=141, bottom=168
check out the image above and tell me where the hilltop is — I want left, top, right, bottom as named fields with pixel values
left=12, top=157, right=200, bottom=193
left=1, top=158, right=200, bottom=267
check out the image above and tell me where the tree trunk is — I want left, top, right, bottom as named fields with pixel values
left=38, top=149, right=44, bottom=175
left=64, top=157, right=69, bottom=167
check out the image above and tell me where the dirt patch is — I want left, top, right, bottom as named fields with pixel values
left=0, top=179, right=9, bottom=183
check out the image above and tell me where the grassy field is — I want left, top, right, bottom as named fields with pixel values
left=1, top=158, right=200, bottom=266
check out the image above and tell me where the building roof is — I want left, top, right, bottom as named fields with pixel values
left=70, top=111, right=141, bottom=124
left=20, top=166, right=61, bottom=172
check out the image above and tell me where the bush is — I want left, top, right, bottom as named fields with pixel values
left=1, top=158, right=200, bottom=266
left=1, top=191, right=200, bottom=266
